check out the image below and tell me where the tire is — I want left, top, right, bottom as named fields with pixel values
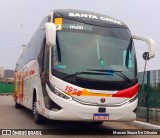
left=15, top=102, right=21, bottom=109
left=33, top=100, right=45, bottom=124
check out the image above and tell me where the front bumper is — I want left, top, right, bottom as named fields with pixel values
left=46, top=85, right=137, bottom=122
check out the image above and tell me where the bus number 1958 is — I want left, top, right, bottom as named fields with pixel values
left=65, top=86, right=82, bottom=96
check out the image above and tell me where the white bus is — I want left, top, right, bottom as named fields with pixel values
left=14, top=9, right=156, bottom=124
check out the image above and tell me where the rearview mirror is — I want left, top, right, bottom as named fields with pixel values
left=132, top=34, right=156, bottom=59
left=45, top=23, right=56, bottom=47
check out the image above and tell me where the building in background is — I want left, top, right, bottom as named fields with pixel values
left=0, top=67, right=5, bottom=78
left=0, top=68, right=14, bottom=94
left=0, top=68, right=14, bottom=83
left=138, top=70, right=160, bottom=87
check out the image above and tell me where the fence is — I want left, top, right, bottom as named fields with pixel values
left=0, top=82, right=14, bottom=94
left=137, top=71, right=160, bottom=125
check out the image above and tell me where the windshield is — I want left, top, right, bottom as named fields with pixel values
left=52, top=18, right=137, bottom=88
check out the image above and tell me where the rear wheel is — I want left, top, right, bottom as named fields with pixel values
left=33, top=100, right=45, bottom=124
left=15, top=102, right=21, bottom=109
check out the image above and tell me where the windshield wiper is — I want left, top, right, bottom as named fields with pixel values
left=62, top=71, right=111, bottom=80
left=87, top=69, right=132, bottom=83
left=62, top=69, right=132, bottom=83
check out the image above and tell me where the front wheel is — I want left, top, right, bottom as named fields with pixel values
left=33, top=101, right=45, bottom=124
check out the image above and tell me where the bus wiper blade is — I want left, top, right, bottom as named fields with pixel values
left=63, top=71, right=110, bottom=80
left=116, top=72, right=132, bottom=83
left=88, top=69, right=122, bottom=73
left=87, top=69, right=132, bottom=83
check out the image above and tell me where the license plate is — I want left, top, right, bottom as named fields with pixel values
left=93, top=113, right=109, bottom=120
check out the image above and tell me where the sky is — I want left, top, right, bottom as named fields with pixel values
left=0, top=0, right=159, bottom=72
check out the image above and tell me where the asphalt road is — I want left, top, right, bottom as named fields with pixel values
left=0, top=95, right=159, bottom=138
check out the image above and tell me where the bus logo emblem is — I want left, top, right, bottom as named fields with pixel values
left=100, top=97, right=106, bottom=103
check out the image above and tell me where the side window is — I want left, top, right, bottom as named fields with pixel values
left=36, top=16, right=51, bottom=73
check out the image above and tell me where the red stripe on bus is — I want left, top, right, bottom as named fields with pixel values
left=112, top=84, right=138, bottom=98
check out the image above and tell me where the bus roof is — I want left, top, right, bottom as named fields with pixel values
left=52, top=9, right=128, bottom=28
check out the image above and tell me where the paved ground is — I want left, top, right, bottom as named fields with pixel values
left=0, top=95, right=159, bottom=138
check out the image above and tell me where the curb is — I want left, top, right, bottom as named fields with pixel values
left=128, top=121, right=160, bottom=129
left=0, top=93, right=13, bottom=96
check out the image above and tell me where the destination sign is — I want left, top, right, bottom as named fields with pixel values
left=69, top=13, right=122, bottom=25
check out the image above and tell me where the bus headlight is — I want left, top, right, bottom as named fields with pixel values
left=54, top=87, right=71, bottom=99
left=129, top=94, right=138, bottom=103
left=48, top=83, right=71, bottom=100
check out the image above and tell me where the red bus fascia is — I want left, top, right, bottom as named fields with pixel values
left=112, top=84, right=138, bottom=98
